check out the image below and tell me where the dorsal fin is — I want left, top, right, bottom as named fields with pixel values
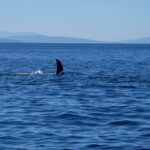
left=56, top=59, right=64, bottom=75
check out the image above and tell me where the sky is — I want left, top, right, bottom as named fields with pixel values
left=0, top=0, right=150, bottom=41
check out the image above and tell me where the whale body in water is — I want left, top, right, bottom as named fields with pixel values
left=30, top=59, right=64, bottom=75
left=16, top=59, right=64, bottom=75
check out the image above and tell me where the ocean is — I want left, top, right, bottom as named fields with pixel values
left=0, top=43, right=150, bottom=150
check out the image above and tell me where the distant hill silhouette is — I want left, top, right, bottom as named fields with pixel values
left=0, top=39, right=20, bottom=43
left=0, top=31, right=150, bottom=43
left=0, top=31, right=101, bottom=43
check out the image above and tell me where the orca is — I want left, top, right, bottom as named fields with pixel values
left=15, top=59, right=64, bottom=75
left=56, top=59, right=64, bottom=75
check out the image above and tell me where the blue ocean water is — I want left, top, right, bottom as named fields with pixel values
left=0, top=43, right=150, bottom=150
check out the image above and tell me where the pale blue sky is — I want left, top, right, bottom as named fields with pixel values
left=0, top=0, right=150, bottom=41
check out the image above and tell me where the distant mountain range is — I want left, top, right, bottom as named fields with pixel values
left=0, top=31, right=101, bottom=43
left=0, top=31, right=150, bottom=44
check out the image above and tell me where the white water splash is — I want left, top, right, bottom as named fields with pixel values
left=15, top=70, right=54, bottom=75
left=31, top=70, right=44, bottom=75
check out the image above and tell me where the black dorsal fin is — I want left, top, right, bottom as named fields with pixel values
left=56, top=59, right=64, bottom=75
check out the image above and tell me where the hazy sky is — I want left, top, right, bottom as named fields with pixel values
left=0, top=0, right=150, bottom=41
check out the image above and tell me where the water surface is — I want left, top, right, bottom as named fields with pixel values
left=0, top=43, right=150, bottom=150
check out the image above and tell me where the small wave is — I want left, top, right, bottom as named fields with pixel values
left=57, top=113, right=81, bottom=119
left=99, top=85, right=137, bottom=89
left=141, top=133, right=150, bottom=137
left=109, top=120, right=140, bottom=126
left=86, top=144, right=101, bottom=148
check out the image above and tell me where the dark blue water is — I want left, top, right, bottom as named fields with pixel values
left=0, top=43, right=150, bottom=150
